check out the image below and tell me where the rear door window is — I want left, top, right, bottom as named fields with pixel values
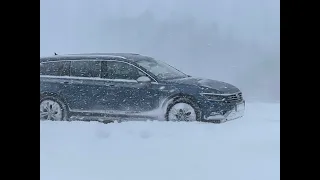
left=70, top=61, right=101, bottom=78
left=40, top=61, right=70, bottom=76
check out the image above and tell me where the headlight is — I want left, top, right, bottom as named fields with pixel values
left=200, top=93, right=226, bottom=101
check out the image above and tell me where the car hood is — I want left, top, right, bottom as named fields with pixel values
left=167, top=77, right=240, bottom=94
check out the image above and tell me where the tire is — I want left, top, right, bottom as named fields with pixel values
left=165, top=97, right=201, bottom=122
left=40, top=96, right=68, bottom=121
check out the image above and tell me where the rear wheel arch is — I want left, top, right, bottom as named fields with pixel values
left=40, top=92, right=70, bottom=112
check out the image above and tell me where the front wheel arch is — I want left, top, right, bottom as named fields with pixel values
left=162, top=94, right=202, bottom=121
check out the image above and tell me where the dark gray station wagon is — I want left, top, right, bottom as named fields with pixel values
left=40, top=53, right=245, bottom=123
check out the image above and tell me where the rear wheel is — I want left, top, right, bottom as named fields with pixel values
left=165, top=97, right=201, bottom=122
left=40, top=96, right=68, bottom=121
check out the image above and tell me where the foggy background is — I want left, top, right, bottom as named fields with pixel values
left=40, top=0, right=280, bottom=102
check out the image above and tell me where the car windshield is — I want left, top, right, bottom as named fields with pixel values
left=135, top=58, right=189, bottom=80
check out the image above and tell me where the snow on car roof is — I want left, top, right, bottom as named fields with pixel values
left=40, top=53, right=153, bottom=63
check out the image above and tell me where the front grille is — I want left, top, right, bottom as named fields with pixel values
left=225, top=92, right=243, bottom=103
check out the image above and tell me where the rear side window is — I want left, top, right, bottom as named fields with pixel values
left=70, top=61, right=101, bottom=78
left=40, top=61, right=70, bottom=76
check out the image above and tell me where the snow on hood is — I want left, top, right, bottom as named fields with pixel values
left=168, top=77, right=240, bottom=94
left=197, top=79, right=240, bottom=94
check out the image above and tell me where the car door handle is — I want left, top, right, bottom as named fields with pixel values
left=61, top=81, right=70, bottom=84
left=106, top=84, right=115, bottom=87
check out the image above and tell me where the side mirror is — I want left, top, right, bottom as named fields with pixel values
left=137, top=76, right=152, bottom=83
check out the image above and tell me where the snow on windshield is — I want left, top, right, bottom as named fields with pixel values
left=136, top=59, right=188, bottom=80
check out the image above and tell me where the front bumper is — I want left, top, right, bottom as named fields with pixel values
left=202, top=101, right=245, bottom=123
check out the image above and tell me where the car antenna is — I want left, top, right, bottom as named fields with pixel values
left=54, top=52, right=58, bottom=55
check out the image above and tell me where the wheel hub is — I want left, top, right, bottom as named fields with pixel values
left=168, top=103, right=197, bottom=121
left=175, top=109, right=192, bottom=121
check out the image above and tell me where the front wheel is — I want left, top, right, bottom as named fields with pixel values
left=165, top=97, right=201, bottom=122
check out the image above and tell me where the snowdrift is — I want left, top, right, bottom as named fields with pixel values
left=40, top=102, right=280, bottom=180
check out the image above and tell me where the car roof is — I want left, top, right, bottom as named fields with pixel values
left=40, top=53, right=153, bottom=63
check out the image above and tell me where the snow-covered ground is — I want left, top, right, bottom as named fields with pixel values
left=40, top=102, right=280, bottom=180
